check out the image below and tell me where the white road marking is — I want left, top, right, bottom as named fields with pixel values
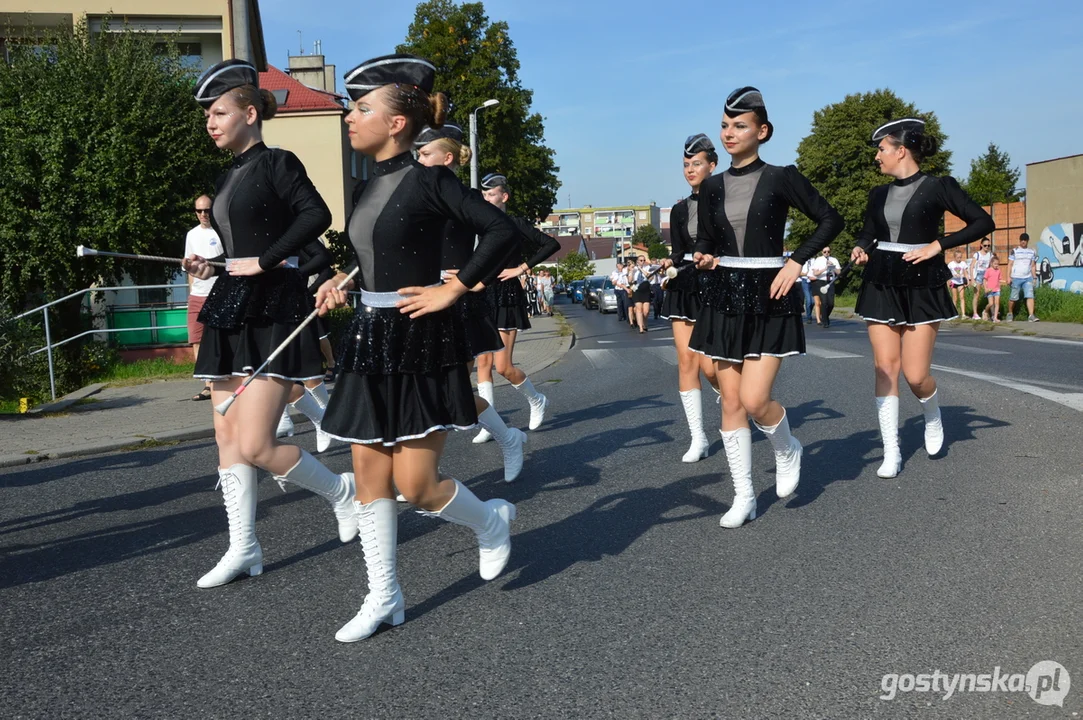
left=643, top=346, right=678, bottom=365
left=805, top=343, right=863, bottom=359
left=935, top=342, right=1012, bottom=356
left=582, top=349, right=627, bottom=369
left=933, top=364, right=1083, bottom=412
left=993, top=335, right=1083, bottom=347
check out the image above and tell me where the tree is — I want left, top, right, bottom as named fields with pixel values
left=398, top=1, right=560, bottom=221
left=555, top=251, right=595, bottom=283
left=788, top=89, right=953, bottom=259
left=0, top=18, right=225, bottom=336
left=632, top=223, right=661, bottom=248
left=647, top=242, right=669, bottom=260
left=964, top=143, right=1023, bottom=206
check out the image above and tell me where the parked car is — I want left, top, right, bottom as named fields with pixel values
left=568, top=280, right=585, bottom=303
left=582, top=275, right=606, bottom=310
left=599, top=279, right=619, bottom=314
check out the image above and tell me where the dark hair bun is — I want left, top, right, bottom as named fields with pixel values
left=258, top=88, right=278, bottom=121
left=919, top=133, right=939, bottom=159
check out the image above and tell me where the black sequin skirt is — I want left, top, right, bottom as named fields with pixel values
left=197, top=270, right=312, bottom=330
left=487, top=278, right=531, bottom=331
left=194, top=316, right=323, bottom=381
left=335, top=305, right=473, bottom=374
left=689, top=266, right=805, bottom=362
left=855, top=250, right=957, bottom=325
left=322, top=365, right=478, bottom=446
left=194, top=271, right=322, bottom=381
left=322, top=304, right=478, bottom=445
left=660, top=290, right=703, bottom=322
left=459, top=291, right=503, bottom=356
left=855, top=283, right=959, bottom=325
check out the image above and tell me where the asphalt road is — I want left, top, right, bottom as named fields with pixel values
left=2, top=296, right=1080, bottom=719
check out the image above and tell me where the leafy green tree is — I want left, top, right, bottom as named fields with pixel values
left=632, top=223, right=661, bottom=248
left=398, top=0, right=559, bottom=221
left=788, top=89, right=953, bottom=258
left=0, top=18, right=225, bottom=338
left=647, top=242, right=669, bottom=260
left=963, top=143, right=1023, bottom=206
left=555, top=251, right=595, bottom=283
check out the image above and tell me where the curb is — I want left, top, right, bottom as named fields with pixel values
left=834, top=306, right=1083, bottom=339
left=27, top=383, right=105, bottom=416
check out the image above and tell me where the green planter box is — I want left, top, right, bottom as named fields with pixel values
left=157, top=308, right=189, bottom=344
left=108, top=309, right=153, bottom=346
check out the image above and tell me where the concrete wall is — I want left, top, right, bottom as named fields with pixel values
left=261, top=111, right=352, bottom=234
left=1026, top=155, right=1083, bottom=242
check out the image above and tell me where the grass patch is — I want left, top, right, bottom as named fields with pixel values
left=953, top=285, right=1083, bottom=323
left=0, top=399, right=22, bottom=415
left=89, top=358, right=195, bottom=385
left=553, top=312, right=574, bottom=337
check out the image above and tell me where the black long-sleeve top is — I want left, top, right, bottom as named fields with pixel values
left=341, top=152, right=518, bottom=292
left=694, top=159, right=842, bottom=265
left=854, top=173, right=994, bottom=251
left=298, top=240, right=333, bottom=294
left=668, top=195, right=697, bottom=263
left=440, top=220, right=476, bottom=271
left=209, top=143, right=332, bottom=271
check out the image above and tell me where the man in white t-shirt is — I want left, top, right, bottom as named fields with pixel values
left=808, top=246, right=842, bottom=327
left=185, top=195, right=224, bottom=400
left=1006, top=232, right=1038, bottom=322
left=968, top=238, right=992, bottom=319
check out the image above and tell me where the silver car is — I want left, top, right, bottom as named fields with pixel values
left=599, top=278, right=619, bottom=314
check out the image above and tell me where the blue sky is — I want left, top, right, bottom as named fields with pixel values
left=260, top=0, right=1082, bottom=210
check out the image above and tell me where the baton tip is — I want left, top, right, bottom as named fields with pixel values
left=214, top=397, right=234, bottom=416
left=76, top=245, right=86, bottom=257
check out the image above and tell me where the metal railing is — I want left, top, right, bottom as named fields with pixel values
left=9, top=283, right=188, bottom=401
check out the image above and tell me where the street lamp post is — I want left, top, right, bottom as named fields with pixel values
left=469, top=99, right=500, bottom=189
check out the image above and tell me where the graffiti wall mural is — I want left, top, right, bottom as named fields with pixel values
left=1037, top=223, right=1083, bottom=293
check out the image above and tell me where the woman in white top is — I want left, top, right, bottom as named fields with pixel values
left=947, top=249, right=971, bottom=319
left=968, top=238, right=992, bottom=319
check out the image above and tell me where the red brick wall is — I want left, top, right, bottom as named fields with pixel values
left=944, top=201, right=1025, bottom=260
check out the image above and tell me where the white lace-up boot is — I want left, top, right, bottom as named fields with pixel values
left=754, top=410, right=802, bottom=498
left=919, top=389, right=944, bottom=455
left=679, top=389, right=710, bottom=462
left=422, top=479, right=515, bottom=580
left=335, top=499, right=405, bottom=643
left=291, top=383, right=333, bottom=452
left=719, top=429, right=756, bottom=528
left=197, top=465, right=263, bottom=588
left=876, top=396, right=902, bottom=478
left=473, top=382, right=495, bottom=444
left=273, top=451, right=358, bottom=542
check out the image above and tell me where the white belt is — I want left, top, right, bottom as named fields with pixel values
left=716, top=256, right=786, bottom=269
left=682, top=253, right=695, bottom=262
left=361, top=283, right=440, bottom=308
left=877, top=242, right=928, bottom=253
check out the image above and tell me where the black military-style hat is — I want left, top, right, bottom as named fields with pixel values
left=870, top=117, right=926, bottom=146
left=684, top=133, right=715, bottom=158
left=481, top=172, right=508, bottom=190
left=724, top=86, right=768, bottom=119
left=194, top=59, right=259, bottom=108
left=414, top=122, right=464, bottom=147
left=343, top=53, right=436, bottom=102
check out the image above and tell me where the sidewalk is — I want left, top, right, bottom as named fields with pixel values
left=0, top=314, right=574, bottom=468
left=835, top=306, right=1083, bottom=339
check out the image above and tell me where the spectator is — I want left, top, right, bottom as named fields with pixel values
left=184, top=194, right=223, bottom=401
left=610, top=261, right=628, bottom=321
left=947, top=249, right=970, bottom=319
left=800, top=257, right=815, bottom=324
left=809, top=246, right=841, bottom=327
left=981, top=254, right=1003, bottom=322
left=1006, top=232, right=1038, bottom=322
left=968, top=237, right=992, bottom=319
